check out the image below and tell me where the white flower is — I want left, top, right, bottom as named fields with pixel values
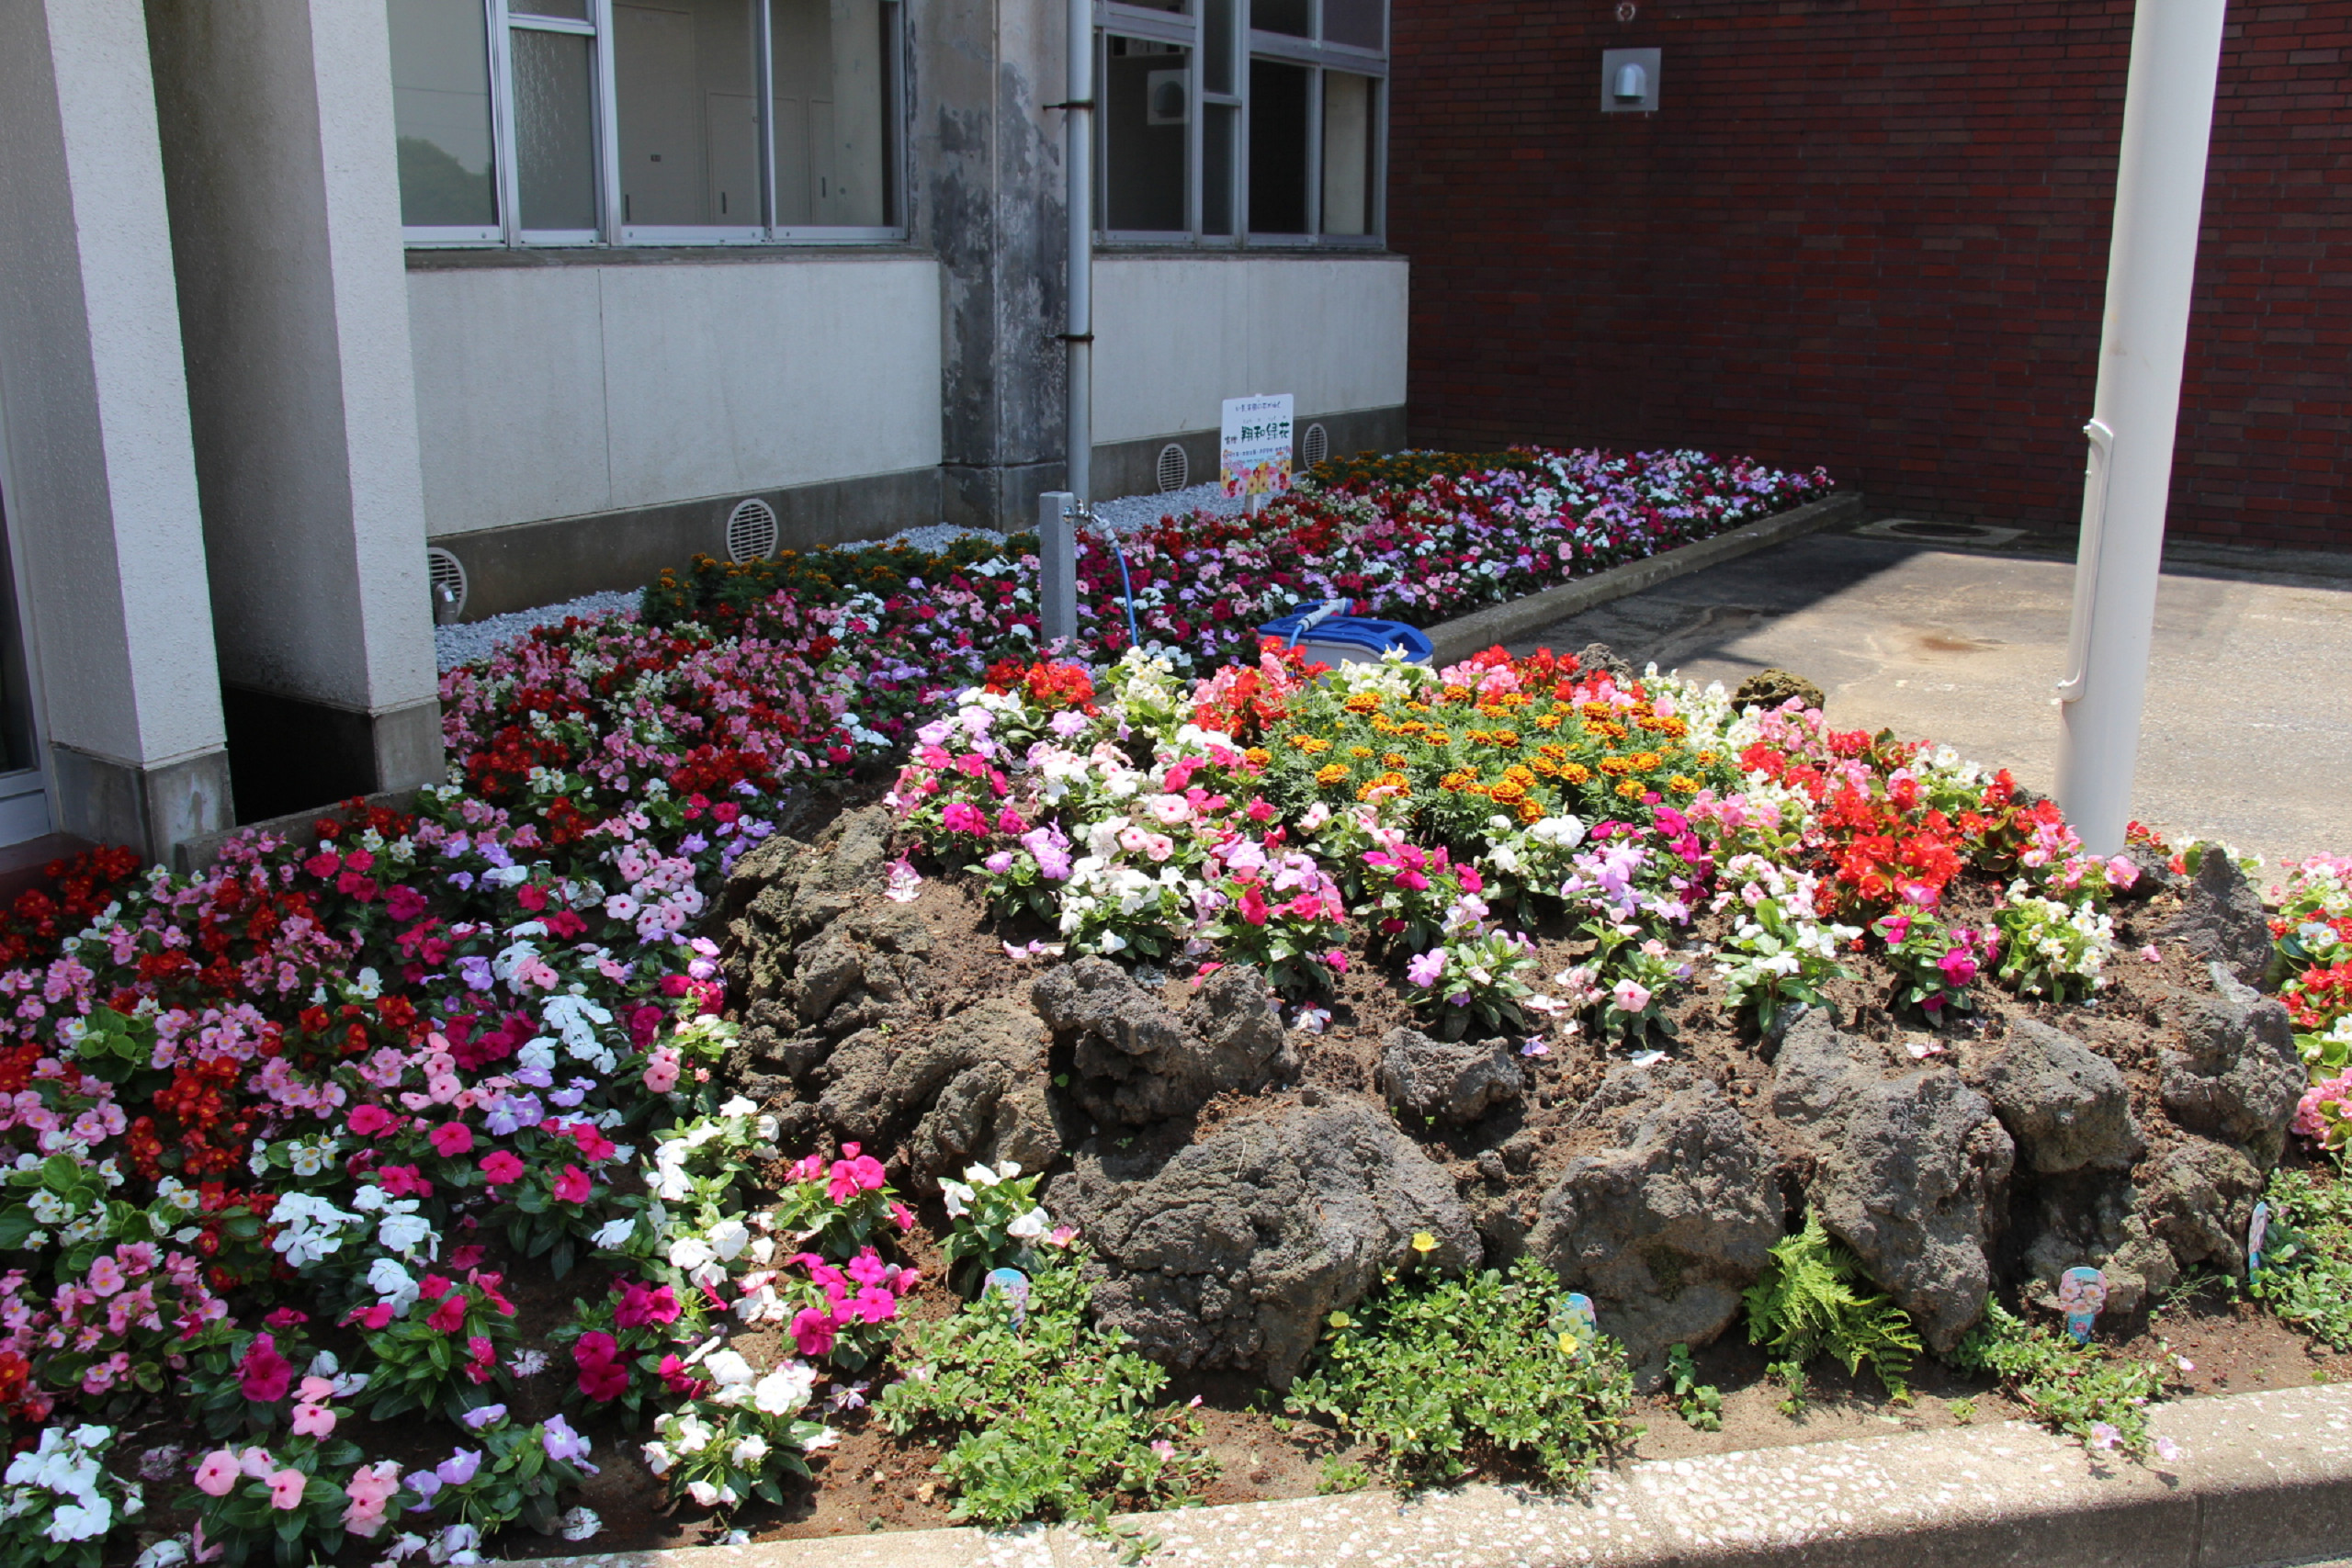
left=134, top=1539, right=191, bottom=1568
left=703, top=1348, right=754, bottom=1389
left=707, top=1218, right=752, bottom=1261
left=48, top=1499, right=112, bottom=1542
left=685, top=1480, right=721, bottom=1508
left=940, top=1180, right=974, bottom=1218
left=592, top=1216, right=637, bottom=1249
left=558, top=1506, right=602, bottom=1541
left=639, top=1440, right=673, bottom=1476
left=964, top=1163, right=1001, bottom=1189
left=729, top=1434, right=770, bottom=1468
left=668, top=1236, right=716, bottom=1271
left=752, top=1363, right=817, bottom=1416
left=1006, top=1207, right=1048, bottom=1240
left=368, top=1258, right=420, bottom=1310
left=672, top=1415, right=717, bottom=1453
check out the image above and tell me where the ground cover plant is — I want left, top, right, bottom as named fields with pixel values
left=0, top=442, right=2338, bottom=1565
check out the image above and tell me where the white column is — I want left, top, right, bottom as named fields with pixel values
left=0, top=0, right=232, bottom=856
left=2053, top=0, right=2229, bottom=854
left=146, top=0, right=443, bottom=815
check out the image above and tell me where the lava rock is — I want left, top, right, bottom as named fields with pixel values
left=1962, top=1020, right=2142, bottom=1175
left=2136, top=1134, right=2266, bottom=1278
left=1731, top=667, right=1826, bottom=714
left=1576, top=642, right=1634, bottom=684
left=1034, top=959, right=1295, bottom=1124
left=1046, top=1098, right=1480, bottom=1384
left=1771, top=1013, right=2014, bottom=1352
left=1375, top=1027, right=1525, bottom=1124
left=2159, top=852, right=2275, bottom=987
left=816, top=998, right=1062, bottom=1178
left=2161, top=964, right=2302, bottom=1168
left=1527, top=1064, right=1784, bottom=1367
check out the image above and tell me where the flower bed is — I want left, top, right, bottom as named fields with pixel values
left=0, top=439, right=2344, bottom=1568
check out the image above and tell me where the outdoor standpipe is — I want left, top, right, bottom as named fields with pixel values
left=2053, top=0, right=2227, bottom=855
left=1066, top=0, right=1093, bottom=509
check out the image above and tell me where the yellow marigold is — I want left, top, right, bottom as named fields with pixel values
left=1350, top=746, right=1374, bottom=759
left=1465, top=729, right=1493, bottom=746
left=1696, top=750, right=1720, bottom=766
left=1370, top=715, right=1398, bottom=734
left=1476, top=702, right=1509, bottom=718
left=1396, top=721, right=1429, bottom=736
left=1581, top=702, right=1619, bottom=722
left=1503, top=764, right=1535, bottom=784
left=1245, top=747, right=1271, bottom=767
left=1358, top=771, right=1408, bottom=801
left=1558, top=761, right=1593, bottom=784
left=1316, top=762, right=1350, bottom=787
left=1533, top=714, right=1564, bottom=731
left=1531, top=758, right=1560, bottom=778
left=1383, top=751, right=1408, bottom=768
left=1518, top=798, right=1546, bottom=824
left=1342, top=692, right=1383, bottom=714
left=1488, top=730, right=1520, bottom=749
left=1597, top=757, right=1636, bottom=777
left=1615, top=779, right=1649, bottom=801
left=1439, top=769, right=1480, bottom=792
left=1536, top=742, right=1568, bottom=761
left=1287, top=734, right=1332, bottom=754
left=1633, top=750, right=1663, bottom=772
left=1441, top=684, right=1474, bottom=703
left=1422, top=730, right=1453, bottom=747
left=1489, top=780, right=1529, bottom=807
left=1668, top=774, right=1700, bottom=794
left=1596, top=721, right=1630, bottom=742
left=1499, top=692, right=1533, bottom=708
left=1405, top=701, right=1431, bottom=715
left=1643, top=715, right=1690, bottom=739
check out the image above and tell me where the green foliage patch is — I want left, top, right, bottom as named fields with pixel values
left=875, top=1257, right=1215, bottom=1534
left=1742, top=1212, right=1920, bottom=1397
left=2250, top=1161, right=2352, bottom=1350
left=1285, top=1261, right=1637, bottom=1487
left=1949, top=1297, right=2172, bottom=1458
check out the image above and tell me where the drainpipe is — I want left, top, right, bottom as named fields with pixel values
left=1065, top=0, right=1094, bottom=508
left=2053, top=0, right=2227, bottom=855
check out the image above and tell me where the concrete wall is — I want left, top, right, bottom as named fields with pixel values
left=146, top=0, right=442, bottom=819
left=1091, top=254, right=1410, bottom=445
left=0, top=0, right=231, bottom=855
left=406, top=254, right=944, bottom=536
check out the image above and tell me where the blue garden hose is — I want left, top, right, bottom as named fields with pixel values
left=1106, top=531, right=1142, bottom=651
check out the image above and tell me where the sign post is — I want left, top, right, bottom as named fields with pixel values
left=1220, top=395, right=1295, bottom=515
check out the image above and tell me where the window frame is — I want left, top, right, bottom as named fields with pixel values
left=399, top=0, right=910, bottom=250
left=1093, top=0, right=1387, bottom=251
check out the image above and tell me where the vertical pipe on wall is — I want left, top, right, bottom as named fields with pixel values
left=1067, top=0, right=1093, bottom=504
left=2053, top=0, right=2227, bottom=855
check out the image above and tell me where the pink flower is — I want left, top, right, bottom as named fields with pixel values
left=428, top=1122, right=473, bottom=1157
left=238, top=1333, right=292, bottom=1403
left=851, top=1285, right=899, bottom=1324
left=193, top=1449, right=240, bottom=1497
left=426, top=1294, right=469, bottom=1334
left=266, top=1468, right=308, bottom=1510
left=85, top=1256, right=125, bottom=1296
left=941, top=801, right=989, bottom=835
left=343, top=1461, right=401, bottom=1537
left=552, top=1164, right=592, bottom=1204
left=479, top=1150, right=525, bottom=1187
left=290, top=1401, right=335, bottom=1438
left=1938, top=949, right=1980, bottom=987
left=790, top=1306, right=838, bottom=1358
left=1611, top=979, right=1652, bottom=1013
left=641, top=1047, right=680, bottom=1093
left=346, top=1104, right=394, bottom=1138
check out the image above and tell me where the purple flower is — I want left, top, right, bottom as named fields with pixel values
left=435, top=1449, right=482, bottom=1487
left=541, top=1414, right=594, bottom=1467
left=456, top=955, right=494, bottom=993
left=1406, top=950, right=1447, bottom=989
left=460, top=1404, right=507, bottom=1429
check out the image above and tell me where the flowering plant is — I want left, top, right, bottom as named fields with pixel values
left=938, top=1161, right=1057, bottom=1295
left=349, top=1271, right=515, bottom=1422
left=398, top=1407, right=598, bottom=1538
left=1993, top=889, right=2114, bottom=1004
left=1712, top=857, right=1857, bottom=1034
left=185, top=1429, right=366, bottom=1568
left=1403, top=928, right=1542, bottom=1041
left=1, top=1424, right=139, bottom=1568
left=1871, top=911, right=1996, bottom=1022
left=640, top=1352, right=831, bottom=1510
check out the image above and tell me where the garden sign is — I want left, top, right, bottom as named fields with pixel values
left=1220, top=393, right=1295, bottom=505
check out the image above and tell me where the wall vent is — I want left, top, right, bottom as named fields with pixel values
left=725, top=497, right=780, bottom=563
left=1300, top=422, right=1330, bottom=470
left=1155, top=442, right=1190, bottom=493
left=426, top=547, right=469, bottom=622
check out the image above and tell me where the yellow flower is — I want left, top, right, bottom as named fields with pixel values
left=1633, top=750, right=1664, bottom=772
left=1358, top=772, right=1408, bottom=802
left=1245, top=747, right=1271, bottom=767
left=1382, top=751, right=1408, bottom=768
left=1287, top=734, right=1332, bottom=755
left=1350, top=746, right=1374, bottom=759
left=1668, top=774, right=1700, bottom=794
left=1533, top=714, right=1563, bottom=731
left=1342, top=693, right=1382, bottom=714
left=1421, top=730, right=1452, bottom=747
left=1518, top=799, right=1546, bottom=824
left=1598, top=757, right=1635, bottom=777
left=1316, top=762, right=1349, bottom=787
left=1410, top=1232, right=1438, bottom=1254
left=1696, top=750, right=1720, bottom=766
left=1615, top=779, right=1648, bottom=801
left=1558, top=761, right=1593, bottom=784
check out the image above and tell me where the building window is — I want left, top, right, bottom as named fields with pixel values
left=390, top=0, right=903, bottom=247
left=1097, top=0, right=1385, bottom=246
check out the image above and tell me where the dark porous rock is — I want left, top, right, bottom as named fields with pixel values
left=1527, top=1063, right=1784, bottom=1367
left=1771, top=1012, right=2014, bottom=1352
left=1962, top=1020, right=2142, bottom=1175
left=1046, top=1098, right=1479, bottom=1385
left=2159, top=852, right=2275, bottom=987
left=816, top=998, right=1063, bottom=1178
left=2161, top=964, right=2302, bottom=1168
left=1576, top=642, right=1634, bottom=684
left=2136, top=1135, right=2266, bottom=1279
left=1375, top=1027, right=1525, bottom=1125
left=2114, top=842, right=2179, bottom=903
left=1034, top=958, right=1295, bottom=1124
left=1731, top=667, right=1826, bottom=714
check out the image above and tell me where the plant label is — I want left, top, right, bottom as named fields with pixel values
left=983, top=1267, right=1031, bottom=1327
left=1220, top=395, right=1294, bottom=500
left=1555, top=1292, right=1598, bottom=1350
left=2058, top=1266, right=2106, bottom=1343
left=2248, top=1200, right=2270, bottom=1276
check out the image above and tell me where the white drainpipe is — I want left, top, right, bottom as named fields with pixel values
left=1065, top=0, right=1094, bottom=509
left=2053, top=0, right=2228, bottom=854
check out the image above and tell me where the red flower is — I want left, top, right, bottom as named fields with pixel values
left=426, top=1293, right=468, bottom=1334
left=346, top=1104, right=394, bottom=1138
left=238, top=1332, right=292, bottom=1403
left=478, top=1150, right=524, bottom=1188
left=552, top=1165, right=592, bottom=1204
left=427, top=1122, right=473, bottom=1158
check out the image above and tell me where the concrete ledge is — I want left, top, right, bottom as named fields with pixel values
left=492, top=1382, right=2352, bottom=1568
left=172, top=788, right=422, bottom=874
left=1421, top=490, right=1865, bottom=668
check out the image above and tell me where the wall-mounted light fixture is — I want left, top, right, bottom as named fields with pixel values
left=1601, top=47, right=1661, bottom=114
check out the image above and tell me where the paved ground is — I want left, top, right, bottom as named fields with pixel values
left=1504, top=520, right=2352, bottom=871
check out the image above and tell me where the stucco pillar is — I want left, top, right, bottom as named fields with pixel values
left=144, top=0, right=443, bottom=822
left=914, top=0, right=1073, bottom=531
left=0, top=0, right=234, bottom=859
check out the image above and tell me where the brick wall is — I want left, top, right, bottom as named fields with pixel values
left=1389, top=1, right=2352, bottom=550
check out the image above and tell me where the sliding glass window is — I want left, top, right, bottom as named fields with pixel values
left=390, top=0, right=903, bottom=247
left=1097, top=0, right=1385, bottom=246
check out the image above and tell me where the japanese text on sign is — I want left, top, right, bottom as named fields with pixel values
left=1220, top=394, right=1295, bottom=499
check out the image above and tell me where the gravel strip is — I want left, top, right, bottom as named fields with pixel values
left=434, top=590, right=639, bottom=672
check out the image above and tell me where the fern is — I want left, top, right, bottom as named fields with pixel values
left=1743, top=1213, right=1920, bottom=1397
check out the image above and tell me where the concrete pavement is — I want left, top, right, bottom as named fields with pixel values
left=1499, top=520, right=2352, bottom=871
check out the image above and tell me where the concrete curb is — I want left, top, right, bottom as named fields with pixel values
left=1420, top=490, right=1864, bottom=668
left=493, top=1381, right=2352, bottom=1568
